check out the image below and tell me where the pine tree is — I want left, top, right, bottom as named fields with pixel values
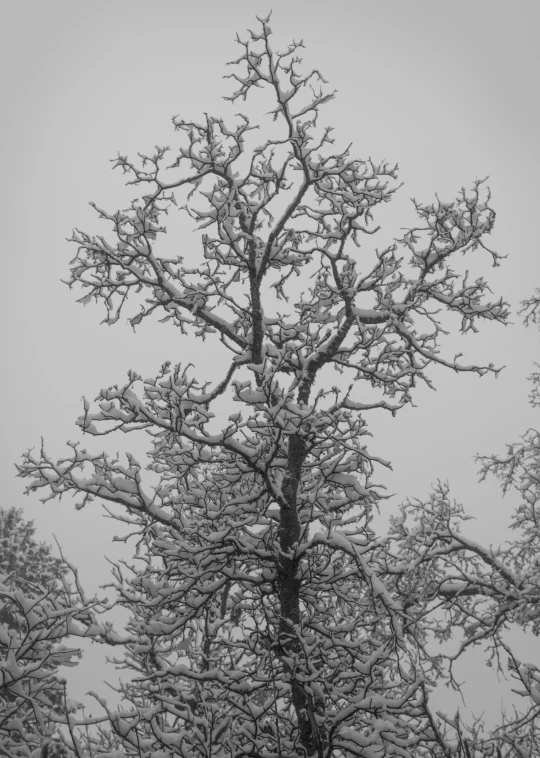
left=0, top=508, right=94, bottom=757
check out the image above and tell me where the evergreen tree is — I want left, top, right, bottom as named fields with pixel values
left=0, top=508, right=94, bottom=757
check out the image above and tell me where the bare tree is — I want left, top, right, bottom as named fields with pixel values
left=17, top=14, right=525, bottom=758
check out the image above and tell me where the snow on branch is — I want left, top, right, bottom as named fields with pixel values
left=14, top=13, right=528, bottom=758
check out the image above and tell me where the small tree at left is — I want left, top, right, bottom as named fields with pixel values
left=0, top=507, right=96, bottom=758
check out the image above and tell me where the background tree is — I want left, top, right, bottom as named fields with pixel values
left=0, top=507, right=66, bottom=590
left=0, top=508, right=97, bottom=757
left=380, top=289, right=540, bottom=756
left=17, top=14, right=533, bottom=758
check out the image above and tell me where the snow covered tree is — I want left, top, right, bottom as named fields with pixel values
left=17, top=14, right=531, bottom=757
left=0, top=507, right=68, bottom=650
left=0, top=507, right=65, bottom=593
left=381, top=290, right=540, bottom=756
left=0, top=508, right=98, bottom=757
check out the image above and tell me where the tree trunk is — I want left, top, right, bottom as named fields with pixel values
left=279, top=433, right=322, bottom=756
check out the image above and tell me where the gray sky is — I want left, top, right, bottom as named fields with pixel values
left=1, top=0, right=538, bottom=721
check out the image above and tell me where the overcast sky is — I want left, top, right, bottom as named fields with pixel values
left=1, top=0, right=538, bottom=721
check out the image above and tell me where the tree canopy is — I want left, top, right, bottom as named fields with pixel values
left=0, top=508, right=97, bottom=757
left=14, top=15, right=540, bottom=758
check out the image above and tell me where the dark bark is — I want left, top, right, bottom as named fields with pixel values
left=279, top=433, right=324, bottom=756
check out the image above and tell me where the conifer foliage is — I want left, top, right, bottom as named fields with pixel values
left=16, top=15, right=539, bottom=758
left=0, top=508, right=94, bottom=757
